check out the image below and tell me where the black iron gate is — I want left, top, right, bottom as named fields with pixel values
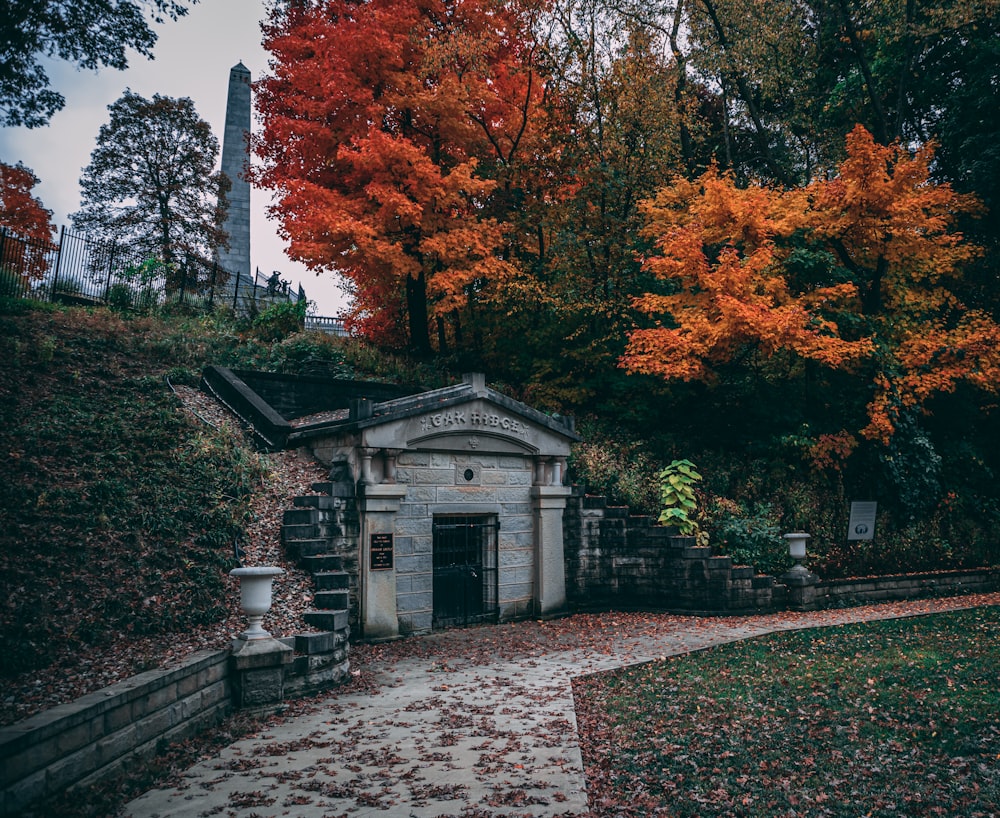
left=432, top=515, right=499, bottom=629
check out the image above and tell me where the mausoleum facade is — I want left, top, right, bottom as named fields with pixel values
left=285, top=374, right=579, bottom=639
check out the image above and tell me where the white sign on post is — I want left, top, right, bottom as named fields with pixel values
left=848, top=501, right=878, bottom=541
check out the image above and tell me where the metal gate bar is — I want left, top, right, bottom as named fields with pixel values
left=432, top=515, right=499, bottom=629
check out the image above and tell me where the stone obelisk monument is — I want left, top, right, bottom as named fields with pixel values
left=217, top=61, right=252, bottom=280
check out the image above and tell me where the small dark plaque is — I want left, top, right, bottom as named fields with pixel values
left=370, top=532, right=394, bottom=570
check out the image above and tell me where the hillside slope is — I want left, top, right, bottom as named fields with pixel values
left=0, top=303, right=326, bottom=725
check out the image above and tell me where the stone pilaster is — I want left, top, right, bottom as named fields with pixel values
left=531, top=484, right=572, bottom=616
left=360, top=483, right=408, bottom=639
left=782, top=566, right=821, bottom=611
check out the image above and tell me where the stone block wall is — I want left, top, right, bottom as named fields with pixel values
left=232, top=370, right=417, bottom=421
left=1, top=628, right=351, bottom=817
left=283, top=629, right=352, bottom=697
left=815, top=570, right=998, bottom=608
left=563, top=487, right=779, bottom=613
left=394, top=450, right=536, bottom=633
left=563, top=486, right=994, bottom=614
left=0, top=649, right=230, bottom=817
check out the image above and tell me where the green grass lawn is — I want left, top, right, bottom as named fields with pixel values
left=574, top=607, right=1000, bottom=817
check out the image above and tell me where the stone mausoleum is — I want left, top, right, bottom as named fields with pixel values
left=203, top=369, right=580, bottom=639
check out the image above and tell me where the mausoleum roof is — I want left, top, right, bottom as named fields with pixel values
left=200, top=367, right=578, bottom=452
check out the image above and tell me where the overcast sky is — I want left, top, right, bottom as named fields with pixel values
left=0, top=0, right=349, bottom=316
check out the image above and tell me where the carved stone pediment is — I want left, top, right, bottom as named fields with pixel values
left=291, top=375, right=579, bottom=458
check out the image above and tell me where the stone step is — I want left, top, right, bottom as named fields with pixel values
left=282, top=522, right=342, bottom=542
left=314, top=590, right=350, bottom=609
left=311, top=481, right=356, bottom=498
left=314, top=571, right=350, bottom=590
left=303, top=609, right=350, bottom=631
left=300, top=554, right=344, bottom=572
left=282, top=508, right=335, bottom=525
left=293, top=495, right=346, bottom=511
left=294, top=631, right=344, bottom=655
left=286, top=539, right=333, bottom=559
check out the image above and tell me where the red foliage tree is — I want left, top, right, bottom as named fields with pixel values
left=253, top=0, right=549, bottom=354
left=0, top=161, right=56, bottom=281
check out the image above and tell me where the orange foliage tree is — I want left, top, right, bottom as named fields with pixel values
left=0, top=161, right=56, bottom=281
left=253, top=0, right=549, bottom=354
left=624, top=125, right=1000, bottom=447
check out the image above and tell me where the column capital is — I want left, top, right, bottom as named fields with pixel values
left=531, top=484, right=573, bottom=508
left=361, top=482, right=408, bottom=512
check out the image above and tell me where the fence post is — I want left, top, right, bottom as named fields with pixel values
left=103, top=241, right=117, bottom=302
left=0, top=227, right=7, bottom=296
left=179, top=254, right=188, bottom=304
left=50, top=225, right=66, bottom=300
left=144, top=260, right=155, bottom=310
left=0, top=227, right=11, bottom=299
left=209, top=260, right=218, bottom=307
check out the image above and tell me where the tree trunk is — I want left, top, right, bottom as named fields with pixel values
left=406, top=270, right=432, bottom=356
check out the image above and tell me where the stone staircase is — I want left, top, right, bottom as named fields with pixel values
left=281, top=481, right=360, bottom=634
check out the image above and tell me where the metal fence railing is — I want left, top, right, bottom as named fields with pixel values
left=0, top=225, right=303, bottom=314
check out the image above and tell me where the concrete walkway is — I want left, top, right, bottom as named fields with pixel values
left=122, top=595, right=1000, bottom=818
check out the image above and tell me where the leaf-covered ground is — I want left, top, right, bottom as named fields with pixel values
left=574, top=607, right=1000, bottom=817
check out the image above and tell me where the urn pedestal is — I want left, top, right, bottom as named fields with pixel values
left=229, top=567, right=293, bottom=710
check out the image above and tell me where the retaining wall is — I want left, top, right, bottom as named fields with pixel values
left=562, top=485, right=997, bottom=613
left=0, top=649, right=230, bottom=816
left=1, top=628, right=350, bottom=817
left=816, top=570, right=998, bottom=608
left=563, top=487, right=781, bottom=613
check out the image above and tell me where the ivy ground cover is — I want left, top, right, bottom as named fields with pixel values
left=574, top=607, right=1000, bottom=817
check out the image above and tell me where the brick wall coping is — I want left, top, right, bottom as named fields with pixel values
left=816, top=568, right=997, bottom=588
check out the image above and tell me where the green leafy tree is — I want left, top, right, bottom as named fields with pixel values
left=0, top=0, right=195, bottom=128
left=71, top=90, right=230, bottom=292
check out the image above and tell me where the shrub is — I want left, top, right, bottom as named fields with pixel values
left=569, top=419, right=660, bottom=514
left=707, top=499, right=791, bottom=575
left=248, top=298, right=307, bottom=341
left=264, top=332, right=352, bottom=376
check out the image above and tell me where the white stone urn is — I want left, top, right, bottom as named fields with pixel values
left=784, top=532, right=811, bottom=574
left=229, top=566, right=285, bottom=640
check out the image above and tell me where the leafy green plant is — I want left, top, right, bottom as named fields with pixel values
left=107, top=258, right=163, bottom=312
left=263, top=332, right=352, bottom=376
left=657, top=459, right=703, bottom=536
